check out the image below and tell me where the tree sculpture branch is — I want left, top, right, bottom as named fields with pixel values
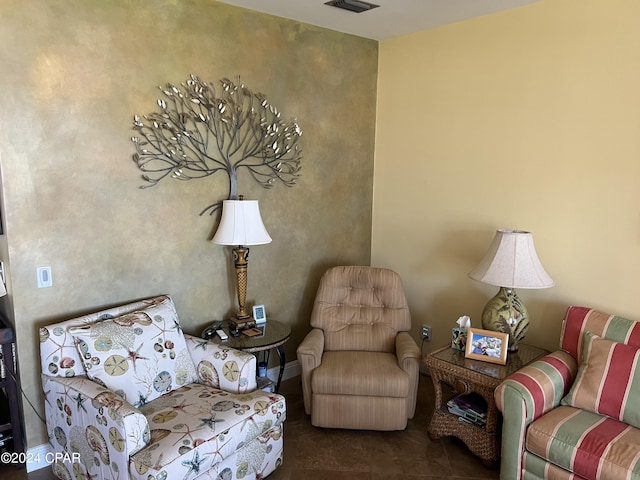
left=132, top=75, right=303, bottom=215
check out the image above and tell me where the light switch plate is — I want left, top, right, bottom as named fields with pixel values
left=37, top=266, right=52, bottom=288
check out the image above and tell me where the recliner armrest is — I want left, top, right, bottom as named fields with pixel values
left=395, top=332, right=421, bottom=370
left=494, top=350, right=578, bottom=480
left=297, top=328, right=325, bottom=415
left=395, top=331, right=421, bottom=419
left=43, top=375, right=150, bottom=476
left=297, top=328, right=324, bottom=366
left=184, top=334, right=257, bottom=393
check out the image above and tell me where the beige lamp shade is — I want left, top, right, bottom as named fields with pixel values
left=468, top=229, right=554, bottom=289
left=212, top=199, right=272, bottom=246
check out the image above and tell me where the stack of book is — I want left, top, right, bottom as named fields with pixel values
left=446, top=392, right=487, bottom=428
left=229, top=317, right=257, bottom=336
left=230, top=317, right=256, bottom=330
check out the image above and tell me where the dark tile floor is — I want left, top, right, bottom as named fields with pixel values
left=0, top=374, right=500, bottom=479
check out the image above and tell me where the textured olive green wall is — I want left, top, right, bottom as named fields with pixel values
left=0, top=0, right=377, bottom=447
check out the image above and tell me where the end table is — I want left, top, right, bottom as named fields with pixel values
left=205, top=319, right=291, bottom=393
left=424, top=343, right=549, bottom=467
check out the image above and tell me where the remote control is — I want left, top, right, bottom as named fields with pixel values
left=216, top=329, right=228, bottom=341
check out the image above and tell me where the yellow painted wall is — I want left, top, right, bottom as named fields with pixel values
left=0, top=0, right=377, bottom=447
left=374, top=0, right=640, bottom=352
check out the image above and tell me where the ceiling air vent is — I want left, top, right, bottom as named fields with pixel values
left=325, top=0, right=380, bottom=13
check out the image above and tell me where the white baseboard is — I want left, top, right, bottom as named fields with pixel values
left=27, top=360, right=302, bottom=472
left=275, top=359, right=300, bottom=381
left=25, top=443, right=51, bottom=473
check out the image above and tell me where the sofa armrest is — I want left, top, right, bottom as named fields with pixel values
left=296, top=328, right=325, bottom=415
left=184, top=334, right=257, bottom=393
left=494, top=350, right=578, bottom=480
left=43, top=375, right=149, bottom=477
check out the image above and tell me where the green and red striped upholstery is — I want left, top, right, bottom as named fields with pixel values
left=522, top=451, right=585, bottom=480
left=560, top=307, right=640, bottom=361
left=527, top=406, right=640, bottom=478
left=495, top=350, right=578, bottom=479
left=495, top=306, right=640, bottom=480
left=562, top=332, right=640, bottom=429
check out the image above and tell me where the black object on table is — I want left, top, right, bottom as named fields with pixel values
left=202, top=319, right=291, bottom=393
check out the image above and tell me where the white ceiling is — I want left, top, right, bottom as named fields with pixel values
left=217, top=0, right=541, bottom=41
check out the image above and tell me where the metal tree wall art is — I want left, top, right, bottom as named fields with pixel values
left=132, top=75, right=303, bottom=215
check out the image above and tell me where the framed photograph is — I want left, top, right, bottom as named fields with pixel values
left=464, top=328, right=509, bottom=365
left=253, top=304, right=267, bottom=324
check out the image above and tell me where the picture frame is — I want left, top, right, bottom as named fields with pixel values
left=253, top=304, right=267, bottom=324
left=464, top=328, right=509, bottom=365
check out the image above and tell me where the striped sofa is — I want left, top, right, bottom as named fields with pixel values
left=495, top=306, right=640, bottom=480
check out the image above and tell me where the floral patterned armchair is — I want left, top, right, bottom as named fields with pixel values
left=40, top=295, right=285, bottom=480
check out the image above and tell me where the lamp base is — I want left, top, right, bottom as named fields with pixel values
left=480, top=287, right=529, bottom=351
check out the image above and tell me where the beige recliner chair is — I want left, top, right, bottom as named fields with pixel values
left=297, top=266, right=421, bottom=430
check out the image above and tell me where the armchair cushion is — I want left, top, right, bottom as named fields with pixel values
left=129, top=383, right=285, bottom=480
left=562, top=331, right=640, bottom=428
left=40, top=296, right=167, bottom=378
left=68, top=297, right=197, bottom=407
left=525, top=406, right=640, bottom=479
left=311, top=351, right=409, bottom=397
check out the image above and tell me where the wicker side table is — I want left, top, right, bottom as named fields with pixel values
left=424, top=344, right=548, bottom=467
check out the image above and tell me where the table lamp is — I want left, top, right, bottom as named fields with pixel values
left=468, top=229, right=554, bottom=351
left=212, top=196, right=271, bottom=326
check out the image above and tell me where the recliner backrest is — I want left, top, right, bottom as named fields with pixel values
left=310, top=266, right=411, bottom=352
